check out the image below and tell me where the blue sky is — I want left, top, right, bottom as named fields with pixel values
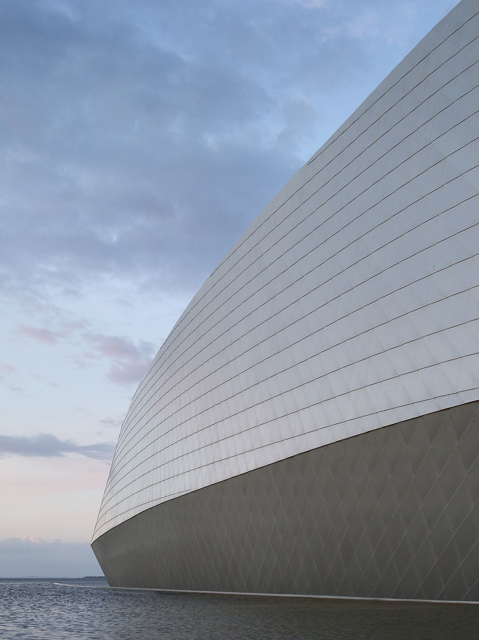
left=0, top=0, right=457, bottom=577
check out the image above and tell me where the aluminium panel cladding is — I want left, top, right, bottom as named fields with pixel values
left=93, top=0, right=479, bottom=543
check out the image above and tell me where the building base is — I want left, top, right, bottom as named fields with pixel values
left=92, top=402, right=479, bottom=601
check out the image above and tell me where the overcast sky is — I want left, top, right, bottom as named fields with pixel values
left=0, top=0, right=457, bottom=577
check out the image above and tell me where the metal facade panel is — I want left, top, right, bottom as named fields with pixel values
left=94, top=0, right=479, bottom=541
left=92, top=402, right=479, bottom=601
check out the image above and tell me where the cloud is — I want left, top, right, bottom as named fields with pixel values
left=0, top=363, right=23, bottom=393
left=2, top=0, right=418, bottom=305
left=0, top=363, right=16, bottom=382
left=17, top=325, right=64, bottom=345
left=31, top=372, right=59, bottom=388
left=0, top=433, right=115, bottom=461
left=83, top=333, right=156, bottom=384
left=279, top=0, right=327, bottom=8
left=0, top=537, right=103, bottom=578
left=346, top=9, right=380, bottom=40
left=15, top=318, right=155, bottom=385
left=99, top=418, right=123, bottom=429
left=0, top=0, right=459, bottom=309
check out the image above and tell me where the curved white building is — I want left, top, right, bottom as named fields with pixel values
left=93, top=0, right=479, bottom=601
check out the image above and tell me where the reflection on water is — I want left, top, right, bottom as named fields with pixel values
left=0, top=578, right=478, bottom=640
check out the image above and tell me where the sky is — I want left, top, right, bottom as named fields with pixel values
left=0, top=0, right=458, bottom=577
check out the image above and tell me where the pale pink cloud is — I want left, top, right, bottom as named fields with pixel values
left=31, top=372, right=59, bottom=388
left=17, top=325, right=64, bottom=345
left=0, top=363, right=16, bottom=382
left=16, top=321, right=156, bottom=385
left=83, top=333, right=156, bottom=385
left=8, top=385, right=24, bottom=394
left=0, top=363, right=22, bottom=392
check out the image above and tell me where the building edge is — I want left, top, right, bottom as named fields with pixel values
left=94, top=0, right=479, bottom=542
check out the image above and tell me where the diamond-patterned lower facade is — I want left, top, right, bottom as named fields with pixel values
left=92, top=401, right=479, bottom=601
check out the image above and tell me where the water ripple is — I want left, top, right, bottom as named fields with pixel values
left=0, top=578, right=478, bottom=640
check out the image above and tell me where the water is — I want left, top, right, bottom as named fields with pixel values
left=1, top=578, right=478, bottom=639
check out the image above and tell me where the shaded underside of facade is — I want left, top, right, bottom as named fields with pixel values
left=92, top=401, right=479, bottom=601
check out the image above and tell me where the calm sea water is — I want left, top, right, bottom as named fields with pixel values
left=1, top=577, right=478, bottom=640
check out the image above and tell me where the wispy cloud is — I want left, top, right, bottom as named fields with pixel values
left=0, top=363, right=23, bottom=394
left=83, top=333, right=156, bottom=384
left=31, top=372, right=59, bottom=388
left=0, top=433, right=115, bottom=461
left=99, top=418, right=123, bottom=429
left=17, top=325, right=64, bottom=346
left=277, top=0, right=327, bottom=8
left=0, top=363, right=16, bottom=382
left=15, top=318, right=156, bottom=385
left=346, top=9, right=380, bottom=40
